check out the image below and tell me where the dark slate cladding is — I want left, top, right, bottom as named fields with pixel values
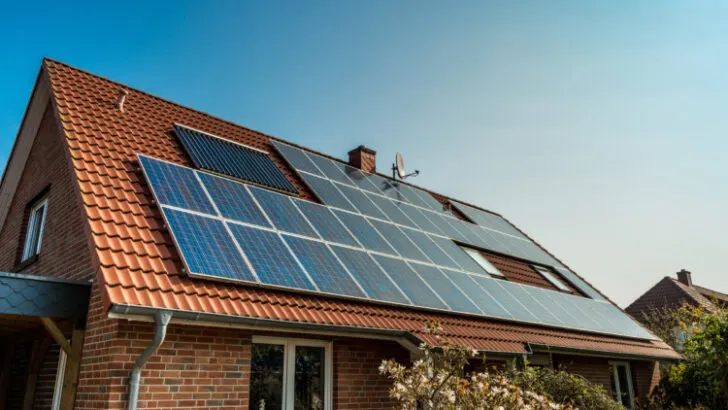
left=175, top=125, right=297, bottom=194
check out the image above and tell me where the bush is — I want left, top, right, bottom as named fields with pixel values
left=506, top=366, right=624, bottom=410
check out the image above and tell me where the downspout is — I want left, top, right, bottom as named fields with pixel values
left=127, top=311, right=173, bottom=410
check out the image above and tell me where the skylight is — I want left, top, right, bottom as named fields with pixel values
left=462, top=247, right=505, bottom=278
left=533, top=265, right=572, bottom=293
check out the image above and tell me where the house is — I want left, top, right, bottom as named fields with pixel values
left=0, top=59, right=679, bottom=410
left=626, top=269, right=728, bottom=319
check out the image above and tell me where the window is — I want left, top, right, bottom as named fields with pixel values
left=21, top=197, right=48, bottom=262
left=610, top=361, right=635, bottom=408
left=533, top=265, right=572, bottom=293
left=462, top=247, right=505, bottom=278
left=50, top=348, right=67, bottom=410
left=250, top=336, right=332, bottom=410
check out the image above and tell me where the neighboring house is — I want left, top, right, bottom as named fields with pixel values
left=0, top=59, right=678, bottom=410
left=627, top=269, right=728, bottom=319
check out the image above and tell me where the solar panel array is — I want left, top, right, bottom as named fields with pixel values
left=139, top=154, right=652, bottom=340
left=175, top=125, right=297, bottom=194
left=272, top=140, right=605, bottom=302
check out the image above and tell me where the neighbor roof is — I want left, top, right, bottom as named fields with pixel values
left=29, top=59, right=677, bottom=359
left=627, top=276, right=727, bottom=318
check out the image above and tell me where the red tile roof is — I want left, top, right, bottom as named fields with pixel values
left=42, top=59, right=678, bottom=359
left=626, top=276, right=725, bottom=319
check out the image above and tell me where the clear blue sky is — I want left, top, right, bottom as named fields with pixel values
left=2, top=1, right=727, bottom=306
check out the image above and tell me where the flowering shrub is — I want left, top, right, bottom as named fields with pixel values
left=379, top=322, right=571, bottom=409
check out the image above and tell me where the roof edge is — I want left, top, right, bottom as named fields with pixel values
left=529, top=342, right=681, bottom=362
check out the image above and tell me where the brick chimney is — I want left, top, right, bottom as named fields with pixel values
left=677, top=269, right=693, bottom=287
left=348, top=145, right=376, bottom=173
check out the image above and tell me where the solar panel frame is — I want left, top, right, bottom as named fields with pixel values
left=334, top=183, right=389, bottom=220
left=305, top=152, right=356, bottom=186
left=400, top=227, right=460, bottom=269
left=333, top=210, right=397, bottom=255
left=408, top=263, right=481, bottom=315
left=470, top=276, right=540, bottom=323
left=330, top=246, right=410, bottom=305
left=175, top=125, right=297, bottom=194
left=502, top=282, right=564, bottom=327
left=427, top=235, right=490, bottom=275
left=397, top=205, right=446, bottom=235
left=440, top=269, right=513, bottom=319
left=365, top=193, right=417, bottom=227
left=197, top=172, right=271, bottom=227
left=138, top=155, right=217, bottom=215
left=368, top=220, right=430, bottom=262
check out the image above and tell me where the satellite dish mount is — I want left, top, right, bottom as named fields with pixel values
left=392, top=152, right=420, bottom=180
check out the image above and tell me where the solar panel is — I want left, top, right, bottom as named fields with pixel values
left=283, top=235, right=366, bottom=298
left=334, top=183, right=388, bottom=220
left=139, top=155, right=217, bottom=215
left=501, top=282, right=563, bottom=326
left=330, top=246, right=410, bottom=304
left=470, top=276, right=540, bottom=323
left=404, top=186, right=445, bottom=212
left=426, top=213, right=468, bottom=242
left=333, top=211, right=397, bottom=255
left=440, top=269, right=513, bottom=318
left=198, top=172, right=270, bottom=227
left=228, top=223, right=315, bottom=290
left=365, top=194, right=417, bottom=227
left=452, top=201, right=527, bottom=239
left=427, top=235, right=489, bottom=275
left=305, top=153, right=355, bottom=186
left=401, top=228, right=459, bottom=269
left=395, top=183, right=435, bottom=210
left=271, top=140, right=324, bottom=176
left=247, top=186, right=319, bottom=238
left=175, top=125, right=297, bottom=194
left=372, top=255, right=449, bottom=310
left=555, top=267, right=606, bottom=301
left=342, top=169, right=383, bottom=193
left=300, top=173, right=358, bottom=212
left=368, top=220, right=429, bottom=262
left=472, top=227, right=514, bottom=255
left=408, top=263, right=481, bottom=314
left=367, top=174, right=404, bottom=200
left=163, top=208, right=254, bottom=281
left=451, top=219, right=489, bottom=248
left=397, top=204, right=445, bottom=235
left=294, top=200, right=359, bottom=247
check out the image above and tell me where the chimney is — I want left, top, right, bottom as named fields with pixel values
left=677, top=269, right=693, bottom=287
left=348, top=145, right=377, bottom=173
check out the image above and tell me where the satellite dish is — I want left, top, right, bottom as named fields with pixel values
left=395, top=152, right=406, bottom=179
left=392, top=152, right=420, bottom=180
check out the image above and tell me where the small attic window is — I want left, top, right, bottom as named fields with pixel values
left=533, top=265, right=572, bottom=293
left=462, top=247, right=505, bottom=278
left=21, top=196, right=48, bottom=262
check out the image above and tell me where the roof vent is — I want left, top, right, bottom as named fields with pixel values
left=677, top=269, right=693, bottom=287
left=116, top=89, right=129, bottom=113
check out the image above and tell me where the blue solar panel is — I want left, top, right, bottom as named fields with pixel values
left=365, top=194, right=417, bottom=227
left=332, top=211, right=397, bottom=255
left=440, top=269, right=513, bottom=318
left=305, top=153, right=355, bottom=186
left=400, top=228, right=459, bottom=269
left=397, top=204, right=445, bottom=235
left=368, top=220, right=429, bottom=262
left=469, top=227, right=513, bottom=255
left=283, top=235, right=365, bottom=298
left=470, top=276, right=540, bottom=323
left=426, top=213, right=467, bottom=240
left=452, top=220, right=491, bottom=248
left=408, top=263, right=480, bottom=314
left=331, top=246, right=410, bottom=304
left=341, top=168, right=383, bottom=193
left=228, top=223, right=315, bottom=290
left=163, top=208, right=254, bottom=281
left=372, top=255, right=448, bottom=310
left=197, top=172, right=270, bottom=227
left=294, top=200, right=359, bottom=247
left=427, top=236, right=489, bottom=275
left=406, top=186, right=445, bottom=212
left=175, top=125, right=297, bottom=194
left=300, top=173, right=357, bottom=212
left=247, top=186, right=319, bottom=238
left=538, top=290, right=602, bottom=330
left=334, top=183, right=388, bottom=220
left=452, top=201, right=527, bottom=239
left=271, top=141, right=324, bottom=176
left=555, top=267, right=606, bottom=301
left=394, top=183, right=434, bottom=209
left=500, top=282, right=563, bottom=326
left=138, top=155, right=217, bottom=215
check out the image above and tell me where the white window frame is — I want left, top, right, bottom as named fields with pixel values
left=50, top=347, right=67, bottom=410
left=533, top=265, right=572, bottom=293
left=21, top=197, right=48, bottom=262
left=609, top=361, right=635, bottom=409
left=462, top=247, right=505, bottom=278
left=252, top=336, right=333, bottom=410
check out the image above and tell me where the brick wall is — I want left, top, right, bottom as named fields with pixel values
left=552, top=354, right=613, bottom=390
left=0, top=104, right=93, bottom=280
left=34, top=344, right=62, bottom=410
left=631, top=360, right=661, bottom=401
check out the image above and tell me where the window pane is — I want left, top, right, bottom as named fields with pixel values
left=616, top=365, right=631, bottom=405
left=250, top=343, right=285, bottom=410
left=294, top=346, right=325, bottom=410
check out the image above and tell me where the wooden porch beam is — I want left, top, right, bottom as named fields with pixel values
left=59, top=323, right=83, bottom=410
left=39, top=317, right=71, bottom=354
